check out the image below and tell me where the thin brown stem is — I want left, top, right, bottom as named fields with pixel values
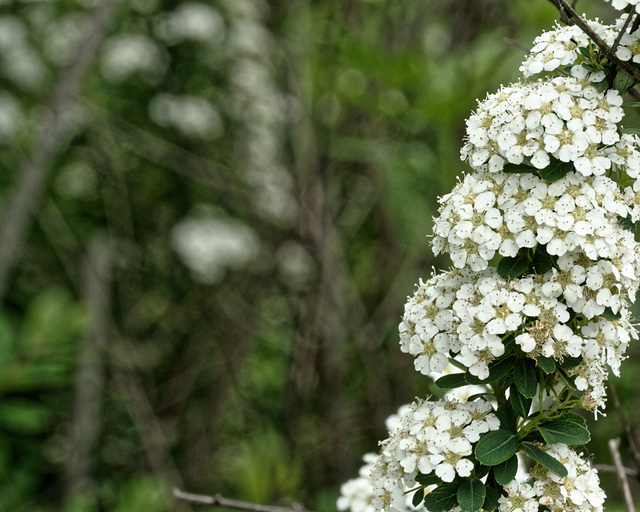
left=172, top=489, right=312, bottom=512
left=607, top=380, right=640, bottom=476
left=0, top=0, right=118, bottom=302
left=609, top=438, right=636, bottom=512
left=594, top=464, right=639, bottom=477
left=612, top=13, right=635, bottom=54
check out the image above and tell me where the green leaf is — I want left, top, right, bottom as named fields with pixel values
left=495, top=404, right=517, bottom=432
left=412, top=487, right=425, bottom=508
left=497, top=254, right=529, bottom=280
left=623, top=102, right=640, bottom=107
left=614, top=68, right=638, bottom=95
left=537, top=413, right=591, bottom=445
left=558, top=356, right=582, bottom=369
left=513, top=359, right=537, bottom=399
left=531, top=246, right=556, bottom=274
left=536, top=157, right=574, bottom=182
left=457, top=479, right=486, bottom=512
left=600, top=307, right=622, bottom=320
left=537, top=356, right=556, bottom=374
left=509, top=384, right=532, bottom=418
left=435, top=373, right=468, bottom=389
left=557, top=368, right=578, bottom=390
left=415, top=473, right=441, bottom=486
left=619, top=215, right=637, bottom=233
left=484, top=356, right=514, bottom=385
left=594, top=80, right=609, bottom=93
left=482, top=486, right=500, bottom=512
left=475, top=430, right=518, bottom=466
left=521, top=430, right=545, bottom=444
left=493, top=455, right=518, bottom=486
left=578, top=46, right=592, bottom=58
left=503, top=334, right=515, bottom=356
left=465, top=372, right=485, bottom=385
left=467, top=393, right=489, bottom=402
left=521, top=442, right=568, bottom=478
left=423, top=483, right=459, bottom=512
left=0, top=399, right=52, bottom=434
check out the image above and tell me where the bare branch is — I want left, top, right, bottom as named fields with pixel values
left=64, top=233, right=110, bottom=501
left=607, top=380, right=640, bottom=476
left=547, top=0, right=640, bottom=82
left=609, top=438, right=636, bottom=512
left=173, top=489, right=312, bottom=512
left=594, top=464, right=639, bottom=477
left=0, top=0, right=118, bottom=302
left=503, top=38, right=531, bottom=53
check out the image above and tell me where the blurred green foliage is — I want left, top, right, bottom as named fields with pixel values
left=0, top=0, right=638, bottom=511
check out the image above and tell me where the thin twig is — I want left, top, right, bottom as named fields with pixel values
left=0, top=0, right=118, bottom=302
left=594, top=464, right=639, bottom=477
left=609, top=438, right=636, bottom=512
left=547, top=0, right=640, bottom=82
left=64, top=233, right=110, bottom=502
left=612, top=13, right=634, bottom=54
left=503, top=37, right=531, bottom=53
left=607, top=380, right=640, bottom=476
left=173, top=489, right=312, bottom=512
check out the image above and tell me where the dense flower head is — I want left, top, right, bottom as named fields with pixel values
left=340, top=11, right=640, bottom=512
left=369, top=398, right=499, bottom=511
left=520, top=15, right=640, bottom=76
left=498, top=444, right=606, bottom=512
left=400, top=265, right=636, bottom=395
left=460, top=76, right=624, bottom=174
left=519, top=19, right=616, bottom=77
left=431, top=169, right=640, bottom=277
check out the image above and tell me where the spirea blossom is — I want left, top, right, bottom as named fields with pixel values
left=431, top=169, right=640, bottom=276
left=502, top=444, right=606, bottom=512
left=460, top=76, right=623, bottom=174
left=340, top=9, right=640, bottom=512
left=370, top=398, right=499, bottom=511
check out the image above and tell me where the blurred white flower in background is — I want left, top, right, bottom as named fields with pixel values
left=54, top=161, right=98, bottom=198
left=155, top=2, right=226, bottom=45
left=149, top=93, right=224, bottom=139
left=100, top=33, right=166, bottom=82
left=171, top=208, right=259, bottom=284
left=0, top=93, right=23, bottom=141
left=0, top=16, right=46, bottom=88
left=276, top=240, right=316, bottom=290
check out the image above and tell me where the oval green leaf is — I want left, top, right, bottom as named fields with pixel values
left=423, top=483, right=459, bottom=512
left=493, top=455, right=518, bottom=486
left=509, top=384, right=531, bottom=418
left=482, top=486, right=500, bottom=512
left=435, top=373, right=469, bottom=389
left=497, top=255, right=529, bottom=280
left=475, top=429, right=518, bottom=466
left=537, top=356, right=556, bottom=374
left=514, top=359, right=537, bottom=399
left=536, top=157, right=574, bottom=182
left=412, top=487, right=425, bottom=508
left=521, top=442, right=568, bottom=478
left=457, top=479, right=486, bottom=512
left=537, top=413, right=590, bottom=445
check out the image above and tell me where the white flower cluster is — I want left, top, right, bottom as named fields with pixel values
left=432, top=169, right=639, bottom=271
left=520, top=16, right=640, bottom=77
left=399, top=263, right=638, bottom=409
left=499, top=444, right=605, bottom=512
left=369, top=399, right=499, bottom=510
left=341, top=11, right=638, bottom=512
left=460, top=76, right=625, bottom=174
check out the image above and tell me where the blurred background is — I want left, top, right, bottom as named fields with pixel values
left=1, top=0, right=639, bottom=510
